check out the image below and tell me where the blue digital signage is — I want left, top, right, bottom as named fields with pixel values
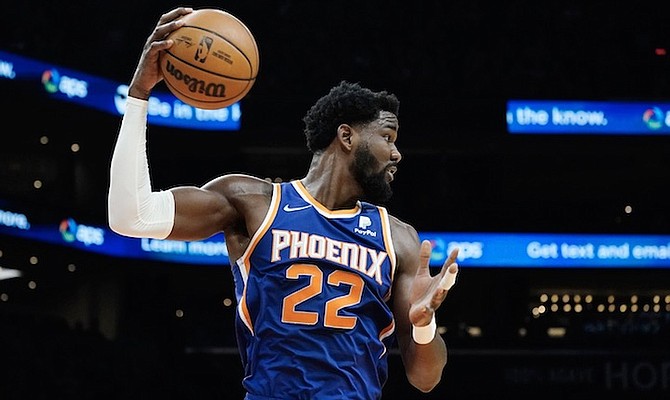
left=2, top=204, right=669, bottom=269
left=506, top=100, right=670, bottom=135
left=0, top=49, right=241, bottom=131
left=419, top=231, right=670, bottom=268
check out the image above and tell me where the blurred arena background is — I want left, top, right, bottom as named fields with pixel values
left=1, top=1, right=670, bottom=398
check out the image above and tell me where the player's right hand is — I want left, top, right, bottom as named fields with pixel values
left=128, top=7, right=193, bottom=100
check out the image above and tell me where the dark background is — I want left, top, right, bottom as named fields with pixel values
left=1, top=1, right=670, bottom=399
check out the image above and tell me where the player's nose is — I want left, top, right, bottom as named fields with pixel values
left=391, top=146, right=402, bottom=163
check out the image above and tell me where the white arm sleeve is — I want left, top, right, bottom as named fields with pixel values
left=108, top=96, right=175, bottom=239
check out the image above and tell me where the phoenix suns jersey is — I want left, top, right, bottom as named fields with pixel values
left=231, top=180, right=398, bottom=400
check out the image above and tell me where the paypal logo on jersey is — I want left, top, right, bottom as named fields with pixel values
left=354, top=216, right=377, bottom=237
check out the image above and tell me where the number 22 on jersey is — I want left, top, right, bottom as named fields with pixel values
left=281, top=263, right=364, bottom=329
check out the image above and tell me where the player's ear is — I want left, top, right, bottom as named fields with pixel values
left=337, top=124, right=354, bottom=151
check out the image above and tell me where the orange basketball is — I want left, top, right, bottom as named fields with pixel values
left=159, top=8, right=259, bottom=110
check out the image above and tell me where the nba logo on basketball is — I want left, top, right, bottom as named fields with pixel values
left=195, top=36, right=213, bottom=63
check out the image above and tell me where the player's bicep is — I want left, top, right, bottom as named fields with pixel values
left=169, top=185, right=237, bottom=240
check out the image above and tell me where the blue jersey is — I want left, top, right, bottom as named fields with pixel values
left=231, top=180, right=398, bottom=400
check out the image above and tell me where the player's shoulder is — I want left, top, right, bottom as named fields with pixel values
left=386, top=213, right=422, bottom=273
left=387, top=213, right=420, bottom=247
left=203, top=173, right=274, bottom=197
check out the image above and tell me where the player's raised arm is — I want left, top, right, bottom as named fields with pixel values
left=391, top=220, right=459, bottom=392
left=107, top=7, right=234, bottom=242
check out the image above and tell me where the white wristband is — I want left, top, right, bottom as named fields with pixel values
left=411, top=314, right=437, bottom=344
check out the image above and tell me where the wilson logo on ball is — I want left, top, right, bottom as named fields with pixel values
left=164, top=59, right=227, bottom=98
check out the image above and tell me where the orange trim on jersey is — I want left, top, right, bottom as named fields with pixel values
left=293, top=180, right=361, bottom=218
left=378, top=206, right=396, bottom=301
left=240, top=183, right=282, bottom=273
left=378, top=319, right=396, bottom=358
left=379, top=319, right=395, bottom=340
left=239, top=285, right=254, bottom=335
left=237, top=183, right=282, bottom=335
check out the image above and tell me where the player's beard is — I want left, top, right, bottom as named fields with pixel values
left=351, top=143, right=393, bottom=205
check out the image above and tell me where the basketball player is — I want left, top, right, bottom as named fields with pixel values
left=108, top=7, right=460, bottom=399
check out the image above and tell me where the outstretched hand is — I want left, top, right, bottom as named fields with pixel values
left=408, top=240, right=459, bottom=327
left=128, top=7, right=193, bottom=100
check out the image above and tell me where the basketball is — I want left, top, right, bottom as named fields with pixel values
left=159, top=8, right=259, bottom=110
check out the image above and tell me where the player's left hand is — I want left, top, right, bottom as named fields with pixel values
left=408, top=240, right=459, bottom=327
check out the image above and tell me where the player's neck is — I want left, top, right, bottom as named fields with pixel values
left=301, top=156, right=361, bottom=210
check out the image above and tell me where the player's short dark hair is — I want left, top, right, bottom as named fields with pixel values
left=302, top=81, right=400, bottom=153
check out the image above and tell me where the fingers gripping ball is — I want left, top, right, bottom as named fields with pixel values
left=160, top=8, right=259, bottom=109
